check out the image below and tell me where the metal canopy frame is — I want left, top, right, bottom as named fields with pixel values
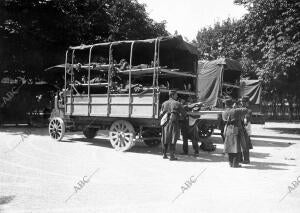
left=64, top=38, right=161, bottom=117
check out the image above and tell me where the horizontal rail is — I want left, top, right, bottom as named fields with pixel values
left=222, top=83, right=240, bottom=88
left=119, top=67, right=196, bottom=77
left=69, top=38, right=162, bottom=50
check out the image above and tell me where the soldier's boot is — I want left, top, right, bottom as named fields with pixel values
left=162, top=144, right=168, bottom=159
left=228, top=153, right=233, bottom=167
left=232, top=153, right=241, bottom=168
left=169, top=144, right=178, bottom=161
left=242, top=150, right=250, bottom=164
left=192, top=139, right=199, bottom=157
left=238, top=152, right=243, bottom=163
left=181, top=139, right=188, bottom=155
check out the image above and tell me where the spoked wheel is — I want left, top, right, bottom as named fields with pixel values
left=198, top=123, right=214, bottom=138
left=49, top=117, right=65, bottom=141
left=83, top=127, right=98, bottom=139
left=142, top=128, right=161, bottom=147
left=109, top=120, right=136, bottom=151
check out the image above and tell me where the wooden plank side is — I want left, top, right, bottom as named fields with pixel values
left=66, top=93, right=157, bottom=118
left=110, top=96, right=130, bottom=104
left=110, top=105, right=129, bottom=117
left=91, top=95, right=108, bottom=104
left=73, top=95, right=89, bottom=103
left=71, top=104, right=89, bottom=116
left=131, top=105, right=153, bottom=118
left=132, top=95, right=154, bottom=104
left=90, top=105, right=108, bottom=116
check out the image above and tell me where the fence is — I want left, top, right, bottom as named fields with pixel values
left=262, top=102, right=300, bottom=121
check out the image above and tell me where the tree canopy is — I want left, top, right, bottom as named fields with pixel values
left=1, top=0, right=300, bottom=116
left=0, top=0, right=169, bottom=82
left=194, top=0, right=300, bottom=107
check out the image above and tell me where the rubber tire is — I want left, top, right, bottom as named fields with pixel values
left=49, top=117, right=65, bottom=141
left=109, top=120, right=135, bottom=151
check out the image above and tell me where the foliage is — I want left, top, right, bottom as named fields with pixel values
left=0, top=0, right=169, bottom=82
left=194, top=0, right=300, bottom=109
left=193, top=18, right=242, bottom=60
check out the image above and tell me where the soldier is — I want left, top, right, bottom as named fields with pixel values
left=239, top=96, right=253, bottom=164
left=222, top=98, right=248, bottom=168
left=160, top=90, right=187, bottom=161
left=180, top=98, right=200, bottom=157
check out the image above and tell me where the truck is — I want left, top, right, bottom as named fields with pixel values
left=49, top=35, right=200, bottom=151
left=195, top=58, right=243, bottom=138
left=48, top=35, right=242, bottom=151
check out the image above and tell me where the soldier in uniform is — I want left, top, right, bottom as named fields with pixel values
left=222, top=98, right=248, bottom=168
left=179, top=98, right=200, bottom=157
left=239, top=96, right=253, bottom=164
left=160, top=90, right=187, bottom=161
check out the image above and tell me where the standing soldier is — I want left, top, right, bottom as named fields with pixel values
left=239, top=96, right=253, bottom=164
left=222, top=98, right=248, bottom=168
left=160, top=90, right=187, bottom=161
left=180, top=98, right=200, bottom=157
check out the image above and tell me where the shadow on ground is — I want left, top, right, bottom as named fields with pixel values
left=251, top=139, right=295, bottom=147
left=64, top=136, right=292, bottom=170
left=242, top=161, right=295, bottom=170
left=251, top=134, right=300, bottom=141
left=263, top=127, right=300, bottom=135
left=211, top=135, right=296, bottom=147
left=1, top=127, right=297, bottom=170
left=0, top=195, right=15, bottom=205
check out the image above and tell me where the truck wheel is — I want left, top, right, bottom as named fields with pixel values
left=109, top=120, right=135, bottom=151
left=49, top=117, right=65, bottom=141
left=142, top=128, right=161, bottom=147
left=83, top=127, right=98, bottom=139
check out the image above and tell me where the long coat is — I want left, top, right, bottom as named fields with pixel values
left=222, top=107, right=248, bottom=153
left=241, top=108, right=253, bottom=149
left=160, top=98, right=186, bottom=145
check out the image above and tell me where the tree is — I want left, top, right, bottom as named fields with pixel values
left=194, top=19, right=244, bottom=60
left=235, top=0, right=300, bottom=119
left=0, top=0, right=169, bottom=82
left=194, top=0, right=300, bottom=119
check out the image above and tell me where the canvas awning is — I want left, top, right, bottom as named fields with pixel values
left=68, top=35, right=198, bottom=56
left=197, top=58, right=243, bottom=107
left=239, top=79, right=262, bottom=105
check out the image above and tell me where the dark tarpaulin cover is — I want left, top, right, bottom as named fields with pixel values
left=197, top=60, right=222, bottom=106
left=46, top=35, right=198, bottom=72
left=197, top=58, right=243, bottom=106
left=239, top=79, right=262, bottom=104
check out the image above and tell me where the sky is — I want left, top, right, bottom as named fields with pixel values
left=137, top=0, right=248, bottom=41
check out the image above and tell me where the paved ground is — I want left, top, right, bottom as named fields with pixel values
left=0, top=122, right=300, bottom=213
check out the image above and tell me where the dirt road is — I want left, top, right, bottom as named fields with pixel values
left=0, top=122, right=299, bottom=213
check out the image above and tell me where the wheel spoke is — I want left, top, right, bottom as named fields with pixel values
left=120, top=139, right=126, bottom=147
left=49, top=118, right=65, bottom=141
left=111, top=135, right=117, bottom=138
left=109, top=120, right=135, bottom=151
left=114, top=138, right=120, bottom=147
